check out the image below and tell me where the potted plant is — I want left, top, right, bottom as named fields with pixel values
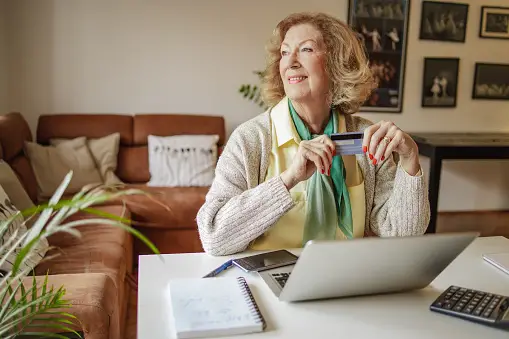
left=0, top=171, right=159, bottom=338
left=238, top=70, right=269, bottom=110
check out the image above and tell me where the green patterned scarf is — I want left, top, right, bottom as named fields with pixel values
left=288, top=100, right=353, bottom=244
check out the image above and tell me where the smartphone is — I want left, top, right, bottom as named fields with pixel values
left=232, top=250, right=299, bottom=272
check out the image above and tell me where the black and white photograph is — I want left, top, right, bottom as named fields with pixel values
left=479, top=6, right=509, bottom=39
left=348, top=0, right=410, bottom=113
left=419, top=1, right=469, bottom=43
left=421, top=58, right=459, bottom=108
left=472, top=63, right=509, bottom=100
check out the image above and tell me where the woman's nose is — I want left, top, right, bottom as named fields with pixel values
left=288, top=51, right=300, bottom=69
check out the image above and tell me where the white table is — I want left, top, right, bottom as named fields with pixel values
left=138, top=236, right=509, bottom=338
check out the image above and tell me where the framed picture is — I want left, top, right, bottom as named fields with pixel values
left=472, top=63, right=509, bottom=100
left=479, top=6, right=509, bottom=39
left=419, top=1, right=469, bottom=43
left=421, top=58, right=459, bottom=108
left=347, top=0, right=411, bottom=113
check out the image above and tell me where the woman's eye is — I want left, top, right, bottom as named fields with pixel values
left=281, top=50, right=288, bottom=56
left=301, top=47, right=313, bottom=52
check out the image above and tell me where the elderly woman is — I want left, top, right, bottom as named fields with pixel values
left=197, top=12, right=430, bottom=256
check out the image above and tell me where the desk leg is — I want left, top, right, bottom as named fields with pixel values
left=426, top=154, right=442, bottom=234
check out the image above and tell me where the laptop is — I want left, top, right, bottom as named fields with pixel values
left=258, top=232, right=478, bottom=302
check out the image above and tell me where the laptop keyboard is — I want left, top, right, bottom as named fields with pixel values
left=271, top=272, right=290, bottom=288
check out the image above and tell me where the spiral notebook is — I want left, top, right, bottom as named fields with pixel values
left=167, top=276, right=266, bottom=338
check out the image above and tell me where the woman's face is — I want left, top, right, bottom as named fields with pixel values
left=279, top=23, right=329, bottom=103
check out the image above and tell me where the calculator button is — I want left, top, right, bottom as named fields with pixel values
left=500, top=299, right=509, bottom=311
left=464, top=307, right=473, bottom=314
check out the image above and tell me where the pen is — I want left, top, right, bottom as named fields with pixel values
left=202, top=260, right=233, bottom=278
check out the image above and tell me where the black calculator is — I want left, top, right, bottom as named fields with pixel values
left=430, top=285, right=509, bottom=331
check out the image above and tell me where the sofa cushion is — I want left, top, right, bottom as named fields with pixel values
left=133, top=227, right=203, bottom=256
left=34, top=205, right=132, bottom=339
left=37, top=114, right=133, bottom=146
left=117, top=146, right=149, bottom=183
left=24, top=138, right=103, bottom=200
left=23, top=273, right=118, bottom=339
left=34, top=206, right=132, bottom=282
left=118, top=185, right=209, bottom=229
left=125, top=114, right=226, bottom=184
left=133, top=114, right=226, bottom=146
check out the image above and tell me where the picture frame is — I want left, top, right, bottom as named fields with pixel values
left=472, top=63, right=509, bottom=100
left=347, top=0, right=411, bottom=113
left=479, top=6, right=509, bottom=40
left=421, top=58, right=460, bottom=108
left=419, top=1, right=469, bottom=43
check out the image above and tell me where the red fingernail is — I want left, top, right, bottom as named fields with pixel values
left=362, top=146, right=367, bottom=153
left=369, top=154, right=373, bottom=160
left=373, top=159, right=378, bottom=165
left=332, top=149, right=336, bottom=156
left=381, top=156, right=385, bottom=161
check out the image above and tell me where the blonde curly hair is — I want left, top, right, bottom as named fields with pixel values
left=261, top=12, right=377, bottom=114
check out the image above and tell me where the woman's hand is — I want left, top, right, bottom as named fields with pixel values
left=362, top=120, right=420, bottom=176
left=280, top=135, right=336, bottom=190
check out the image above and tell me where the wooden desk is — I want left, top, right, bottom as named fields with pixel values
left=137, top=236, right=509, bottom=339
left=410, top=133, right=509, bottom=234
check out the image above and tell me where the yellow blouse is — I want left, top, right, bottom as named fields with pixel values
left=249, top=102, right=366, bottom=250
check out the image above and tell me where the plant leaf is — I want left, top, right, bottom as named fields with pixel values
left=23, top=171, right=74, bottom=246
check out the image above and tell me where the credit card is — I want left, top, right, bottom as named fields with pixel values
left=330, top=132, right=364, bottom=155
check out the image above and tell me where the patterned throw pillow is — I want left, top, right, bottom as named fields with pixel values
left=0, top=185, right=48, bottom=274
left=147, top=135, right=220, bottom=187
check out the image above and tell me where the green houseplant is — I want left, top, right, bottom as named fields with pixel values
left=0, top=171, right=159, bottom=338
left=238, top=70, right=269, bottom=110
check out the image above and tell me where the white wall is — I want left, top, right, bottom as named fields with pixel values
left=0, top=0, right=7, bottom=114
left=6, top=0, right=509, bottom=212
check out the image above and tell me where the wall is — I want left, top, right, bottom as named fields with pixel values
left=0, top=0, right=7, bottom=114
left=6, top=0, right=509, bottom=212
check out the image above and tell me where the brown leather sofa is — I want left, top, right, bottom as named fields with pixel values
left=0, top=111, right=225, bottom=338
left=36, top=113, right=225, bottom=257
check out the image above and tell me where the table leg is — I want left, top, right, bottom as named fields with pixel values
left=426, top=153, right=442, bottom=234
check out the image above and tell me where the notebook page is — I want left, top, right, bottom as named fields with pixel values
left=168, top=277, right=263, bottom=338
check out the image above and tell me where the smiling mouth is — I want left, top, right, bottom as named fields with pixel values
left=288, top=76, right=307, bottom=84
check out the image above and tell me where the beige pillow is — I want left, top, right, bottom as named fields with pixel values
left=51, top=133, right=122, bottom=185
left=24, top=137, right=103, bottom=200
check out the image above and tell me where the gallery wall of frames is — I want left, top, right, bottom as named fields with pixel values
left=348, top=1, right=509, bottom=113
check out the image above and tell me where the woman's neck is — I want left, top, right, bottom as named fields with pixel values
left=291, top=99, right=330, bottom=134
